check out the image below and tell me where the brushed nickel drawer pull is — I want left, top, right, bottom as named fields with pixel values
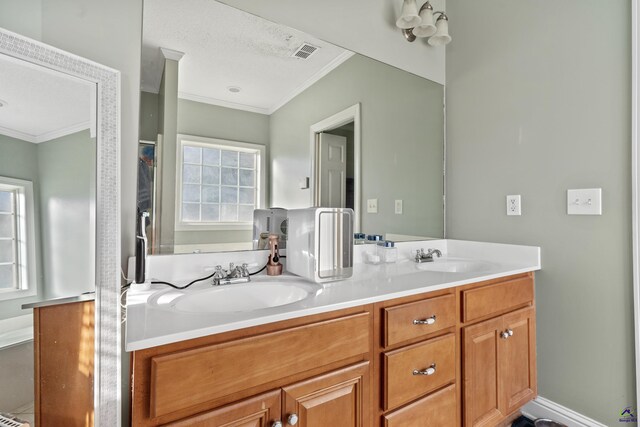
left=413, top=315, right=436, bottom=325
left=413, top=363, right=436, bottom=376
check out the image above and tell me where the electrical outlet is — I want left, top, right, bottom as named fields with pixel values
left=367, top=198, right=378, bottom=213
left=395, top=200, right=403, bottom=214
left=506, top=195, right=521, bottom=216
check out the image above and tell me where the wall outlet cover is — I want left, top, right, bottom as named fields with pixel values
left=367, top=198, right=378, bottom=214
left=567, top=188, right=602, bottom=215
left=506, top=195, right=521, bottom=216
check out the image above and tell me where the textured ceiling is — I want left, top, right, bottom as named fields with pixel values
left=0, top=54, right=94, bottom=143
left=141, top=0, right=352, bottom=114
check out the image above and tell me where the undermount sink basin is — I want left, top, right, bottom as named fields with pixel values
left=415, top=258, right=495, bottom=274
left=148, top=276, right=321, bottom=314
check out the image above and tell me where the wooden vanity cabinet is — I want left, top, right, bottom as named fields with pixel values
left=130, top=273, right=536, bottom=427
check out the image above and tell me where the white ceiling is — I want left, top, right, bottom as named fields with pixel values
left=141, top=0, right=353, bottom=115
left=0, top=54, right=94, bottom=143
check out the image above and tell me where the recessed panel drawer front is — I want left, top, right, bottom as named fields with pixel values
left=150, top=312, right=370, bottom=419
left=383, top=333, right=455, bottom=411
left=462, top=276, right=533, bottom=323
left=383, top=384, right=457, bottom=427
left=384, top=294, right=455, bottom=347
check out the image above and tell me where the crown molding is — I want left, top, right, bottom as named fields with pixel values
left=0, top=121, right=92, bottom=144
left=0, top=125, right=38, bottom=143
left=178, top=92, right=270, bottom=115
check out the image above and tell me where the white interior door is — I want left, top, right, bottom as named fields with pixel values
left=317, top=133, right=347, bottom=208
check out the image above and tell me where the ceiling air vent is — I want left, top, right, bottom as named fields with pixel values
left=292, top=43, right=319, bottom=60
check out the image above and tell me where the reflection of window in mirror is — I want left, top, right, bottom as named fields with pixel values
left=176, top=135, right=266, bottom=231
left=0, top=177, right=36, bottom=301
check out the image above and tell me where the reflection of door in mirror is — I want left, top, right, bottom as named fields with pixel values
left=0, top=52, right=96, bottom=425
left=317, top=132, right=348, bottom=209
left=315, top=123, right=357, bottom=213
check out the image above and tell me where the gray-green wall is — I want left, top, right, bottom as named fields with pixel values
left=446, top=1, right=633, bottom=424
left=140, top=91, right=159, bottom=142
left=37, top=130, right=96, bottom=300
left=271, top=54, right=444, bottom=238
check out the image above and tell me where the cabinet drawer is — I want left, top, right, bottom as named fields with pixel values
left=383, top=333, right=455, bottom=411
left=462, top=276, right=533, bottom=323
left=383, top=384, right=456, bottom=427
left=150, top=312, right=370, bottom=418
left=384, top=294, right=455, bottom=347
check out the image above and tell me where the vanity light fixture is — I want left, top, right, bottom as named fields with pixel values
left=396, top=0, right=451, bottom=46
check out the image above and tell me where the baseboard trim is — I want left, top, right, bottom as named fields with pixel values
left=521, top=397, right=607, bottom=427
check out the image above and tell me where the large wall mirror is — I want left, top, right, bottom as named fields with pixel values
left=139, top=0, right=445, bottom=255
left=0, top=28, right=121, bottom=425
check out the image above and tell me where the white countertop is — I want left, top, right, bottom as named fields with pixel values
left=125, top=239, right=541, bottom=351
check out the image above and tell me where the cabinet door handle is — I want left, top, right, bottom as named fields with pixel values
left=287, top=413, right=299, bottom=426
left=413, top=363, right=436, bottom=376
left=272, top=422, right=283, bottom=427
left=500, top=329, right=514, bottom=339
left=413, top=315, right=436, bottom=325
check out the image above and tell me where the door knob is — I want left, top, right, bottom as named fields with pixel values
left=288, top=413, right=299, bottom=425
left=272, top=422, right=283, bottom=427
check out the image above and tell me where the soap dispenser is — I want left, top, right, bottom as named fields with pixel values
left=266, top=234, right=283, bottom=276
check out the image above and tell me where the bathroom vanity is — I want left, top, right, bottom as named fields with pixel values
left=127, top=240, right=539, bottom=427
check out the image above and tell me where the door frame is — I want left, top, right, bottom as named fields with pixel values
left=632, top=0, right=640, bottom=414
left=309, top=103, right=361, bottom=232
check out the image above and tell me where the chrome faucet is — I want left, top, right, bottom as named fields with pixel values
left=414, top=248, right=442, bottom=263
left=212, top=263, right=251, bottom=286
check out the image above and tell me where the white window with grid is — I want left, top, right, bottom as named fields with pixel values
left=0, top=177, right=36, bottom=300
left=176, top=135, right=266, bottom=230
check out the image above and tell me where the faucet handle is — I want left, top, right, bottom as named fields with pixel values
left=241, top=263, right=250, bottom=278
left=212, top=265, right=225, bottom=278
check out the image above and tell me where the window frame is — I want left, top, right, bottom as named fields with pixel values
left=175, top=134, right=266, bottom=232
left=0, top=176, right=37, bottom=301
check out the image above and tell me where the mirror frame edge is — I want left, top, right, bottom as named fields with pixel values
left=0, top=28, right=122, bottom=426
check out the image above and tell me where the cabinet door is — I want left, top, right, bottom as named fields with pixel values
left=163, top=390, right=281, bottom=427
left=501, top=307, right=537, bottom=415
left=462, top=317, right=503, bottom=427
left=282, top=362, right=369, bottom=427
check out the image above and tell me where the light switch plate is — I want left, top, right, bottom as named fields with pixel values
left=299, top=177, right=309, bottom=189
left=395, top=199, right=403, bottom=214
left=567, top=188, right=602, bottom=215
left=367, top=198, right=378, bottom=213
